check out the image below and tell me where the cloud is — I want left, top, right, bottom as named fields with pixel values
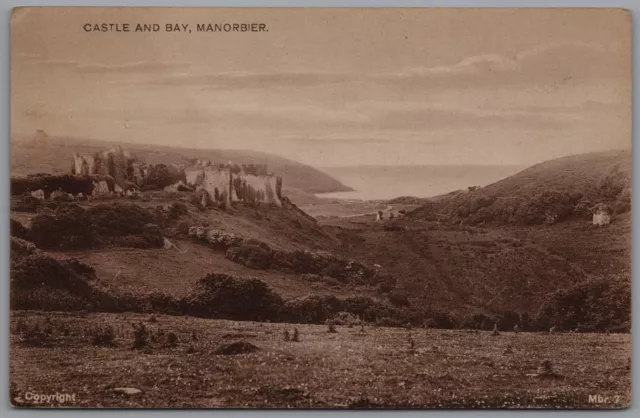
left=14, top=53, right=191, bottom=74
left=382, top=42, right=627, bottom=92
left=105, top=41, right=626, bottom=94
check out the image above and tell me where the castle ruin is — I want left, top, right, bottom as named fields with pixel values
left=70, top=147, right=283, bottom=206
left=184, top=160, right=282, bottom=206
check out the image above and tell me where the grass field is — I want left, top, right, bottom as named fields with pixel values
left=10, top=311, right=630, bottom=409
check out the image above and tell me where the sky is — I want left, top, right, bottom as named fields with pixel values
left=11, top=7, right=631, bottom=167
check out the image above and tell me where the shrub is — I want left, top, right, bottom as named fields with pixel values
left=183, top=274, right=284, bottom=321
left=282, top=295, right=391, bottom=324
left=90, top=325, right=117, bottom=346
left=225, top=244, right=273, bottom=270
left=374, top=273, right=397, bottom=294
left=330, top=311, right=361, bottom=326
left=17, top=321, right=53, bottom=347
left=597, top=165, right=628, bottom=199
left=215, top=341, right=260, bottom=355
left=326, top=321, right=337, bottom=333
left=132, top=322, right=150, bottom=349
left=10, top=236, right=36, bottom=257
left=11, top=194, right=41, bottom=212
left=11, top=249, right=96, bottom=294
left=388, top=291, right=411, bottom=307
left=536, top=276, right=631, bottom=332
left=29, top=202, right=163, bottom=250
left=515, top=190, right=576, bottom=225
left=168, top=202, right=189, bottom=220
left=165, top=331, right=179, bottom=348
left=189, top=227, right=244, bottom=249
left=10, top=218, right=29, bottom=239
left=282, top=294, right=343, bottom=323
left=11, top=174, right=94, bottom=197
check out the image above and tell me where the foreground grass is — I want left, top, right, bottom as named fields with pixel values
left=10, top=311, right=630, bottom=409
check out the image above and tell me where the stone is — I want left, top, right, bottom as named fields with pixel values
left=113, top=387, right=142, bottom=395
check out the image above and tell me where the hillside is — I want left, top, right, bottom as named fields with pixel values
left=319, top=150, right=631, bottom=322
left=479, top=150, right=631, bottom=200
left=408, top=150, right=631, bottom=226
left=10, top=134, right=352, bottom=194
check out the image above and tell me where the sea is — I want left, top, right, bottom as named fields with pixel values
left=316, top=165, right=526, bottom=201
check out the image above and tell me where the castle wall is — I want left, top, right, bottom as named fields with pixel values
left=242, top=174, right=282, bottom=206
left=185, top=167, right=205, bottom=186
left=184, top=165, right=282, bottom=206
left=72, top=146, right=134, bottom=189
left=72, top=153, right=96, bottom=176
left=201, top=168, right=232, bottom=204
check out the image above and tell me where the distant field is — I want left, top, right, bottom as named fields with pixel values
left=10, top=312, right=630, bottom=409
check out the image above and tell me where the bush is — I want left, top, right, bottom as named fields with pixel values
left=132, top=322, right=150, bottom=349
left=17, top=321, right=53, bottom=347
left=168, top=202, right=189, bottom=220
left=11, top=174, right=95, bottom=197
left=537, top=276, right=631, bottom=332
left=11, top=249, right=96, bottom=294
left=10, top=237, right=37, bottom=257
left=165, top=331, right=179, bottom=348
left=515, top=190, right=577, bottom=225
left=330, top=311, right=361, bottom=326
left=388, top=291, right=410, bottom=307
left=183, top=274, right=284, bottom=321
left=462, top=312, right=496, bottom=330
left=189, top=227, right=244, bottom=249
left=90, top=325, right=117, bottom=346
left=29, top=202, right=163, bottom=250
left=225, top=244, right=274, bottom=270
left=11, top=194, right=41, bottom=212
left=326, top=321, right=337, bottom=333
left=271, top=250, right=374, bottom=283
left=10, top=238, right=103, bottom=311
left=282, top=295, right=392, bottom=324
left=597, top=165, right=628, bottom=199
left=282, top=294, right=343, bottom=324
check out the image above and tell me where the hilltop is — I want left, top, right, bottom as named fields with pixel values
left=10, top=134, right=353, bottom=195
left=475, top=149, right=630, bottom=201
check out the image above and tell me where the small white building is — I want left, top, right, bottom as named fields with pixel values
left=592, top=203, right=611, bottom=226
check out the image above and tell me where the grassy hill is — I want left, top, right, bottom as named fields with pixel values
left=408, top=150, right=631, bottom=226
left=479, top=149, right=630, bottom=200
left=10, top=134, right=352, bottom=194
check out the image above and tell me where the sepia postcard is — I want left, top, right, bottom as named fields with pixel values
left=9, top=7, right=631, bottom=409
